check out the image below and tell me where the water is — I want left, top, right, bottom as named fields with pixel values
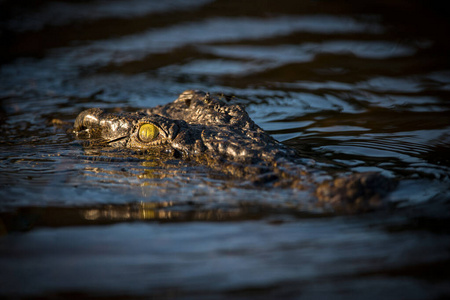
left=1, top=0, right=450, bottom=298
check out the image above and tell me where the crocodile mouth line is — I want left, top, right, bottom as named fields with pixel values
left=106, top=135, right=128, bottom=144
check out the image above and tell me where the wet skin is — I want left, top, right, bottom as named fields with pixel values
left=74, top=90, right=396, bottom=213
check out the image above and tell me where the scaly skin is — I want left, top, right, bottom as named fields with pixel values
left=74, top=90, right=396, bottom=213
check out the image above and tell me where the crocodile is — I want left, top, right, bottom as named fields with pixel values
left=74, top=90, right=396, bottom=213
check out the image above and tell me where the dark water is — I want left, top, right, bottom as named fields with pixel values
left=1, top=0, right=450, bottom=298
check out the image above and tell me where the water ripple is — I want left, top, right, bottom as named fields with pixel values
left=65, top=15, right=383, bottom=66
left=6, top=0, right=214, bottom=31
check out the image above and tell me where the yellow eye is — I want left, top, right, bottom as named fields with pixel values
left=138, top=123, right=159, bottom=142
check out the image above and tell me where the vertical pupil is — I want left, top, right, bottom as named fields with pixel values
left=139, top=124, right=158, bottom=142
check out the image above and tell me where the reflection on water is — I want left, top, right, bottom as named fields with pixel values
left=1, top=0, right=450, bottom=298
left=82, top=202, right=178, bottom=221
left=1, top=201, right=293, bottom=233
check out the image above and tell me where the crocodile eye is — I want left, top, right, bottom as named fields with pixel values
left=138, top=123, right=159, bottom=142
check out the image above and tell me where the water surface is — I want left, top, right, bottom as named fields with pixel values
left=1, top=0, right=450, bottom=299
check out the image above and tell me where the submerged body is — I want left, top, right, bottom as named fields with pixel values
left=74, top=90, right=395, bottom=212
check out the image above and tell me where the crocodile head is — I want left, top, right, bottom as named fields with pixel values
left=74, top=90, right=298, bottom=170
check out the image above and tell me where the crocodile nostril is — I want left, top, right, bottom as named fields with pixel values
left=74, top=108, right=104, bottom=131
